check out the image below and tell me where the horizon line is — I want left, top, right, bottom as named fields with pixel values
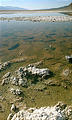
left=0, top=2, right=71, bottom=10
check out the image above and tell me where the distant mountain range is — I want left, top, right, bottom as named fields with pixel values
left=0, top=6, right=27, bottom=10
left=49, top=3, right=72, bottom=11
left=0, top=3, right=72, bottom=11
left=35, top=3, right=72, bottom=11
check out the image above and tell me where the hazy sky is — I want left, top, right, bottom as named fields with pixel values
left=0, top=0, right=72, bottom=9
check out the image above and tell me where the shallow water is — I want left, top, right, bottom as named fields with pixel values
left=0, top=12, right=68, bottom=18
left=0, top=13, right=72, bottom=113
left=0, top=13, right=72, bottom=61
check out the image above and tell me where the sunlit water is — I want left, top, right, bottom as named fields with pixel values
left=0, top=12, right=68, bottom=18
left=0, top=13, right=72, bottom=61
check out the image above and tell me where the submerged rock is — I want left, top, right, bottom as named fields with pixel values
left=65, top=55, right=72, bottom=63
left=10, top=88, right=22, bottom=95
left=15, top=62, right=51, bottom=79
left=7, top=113, right=13, bottom=120
left=28, top=61, right=43, bottom=67
left=0, top=104, right=4, bottom=112
left=11, top=104, right=16, bottom=112
left=0, top=61, right=11, bottom=72
left=44, top=79, right=60, bottom=86
left=1, top=72, right=11, bottom=85
left=55, top=101, right=67, bottom=110
left=62, top=68, right=71, bottom=76
left=27, top=66, right=51, bottom=78
left=0, top=64, right=2, bottom=71
left=3, top=72, right=11, bottom=79
left=18, top=78, right=27, bottom=87
left=0, top=96, right=5, bottom=102
left=10, top=102, right=72, bottom=120
left=1, top=62, right=52, bottom=87
left=34, top=84, right=46, bottom=91
left=1, top=78, right=10, bottom=85
left=10, top=76, right=19, bottom=86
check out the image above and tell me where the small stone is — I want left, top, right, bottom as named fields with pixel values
left=63, top=69, right=70, bottom=76
left=10, top=88, right=22, bottom=95
left=65, top=55, right=72, bottom=63
left=0, top=104, right=4, bottom=112
left=55, top=101, right=67, bottom=110
left=11, top=77, right=18, bottom=86
left=0, top=96, right=5, bottom=101
left=1, top=78, right=9, bottom=85
left=7, top=113, right=13, bottom=120
left=18, top=78, right=27, bottom=87
left=11, top=104, right=16, bottom=112
left=3, top=72, right=11, bottom=79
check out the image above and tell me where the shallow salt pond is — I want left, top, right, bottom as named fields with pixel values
left=0, top=12, right=72, bottom=61
left=0, top=12, right=68, bottom=18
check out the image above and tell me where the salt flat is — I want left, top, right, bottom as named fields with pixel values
left=0, top=15, right=72, bottom=22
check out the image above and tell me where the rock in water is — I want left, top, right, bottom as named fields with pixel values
left=0, top=61, right=11, bottom=72
left=65, top=55, right=72, bottom=63
left=1, top=62, right=52, bottom=86
left=3, top=72, right=11, bottom=79
left=11, top=104, right=16, bottom=112
left=62, top=69, right=71, bottom=76
left=1, top=78, right=10, bottom=85
left=7, top=113, right=13, bottom=120
left=1, top=72, right=11, bottom=85
left=10, top=88, right=22, bottom=95
left=10, top=102, right=72, bottom=120
left=27, top=66, right=51, bottom=78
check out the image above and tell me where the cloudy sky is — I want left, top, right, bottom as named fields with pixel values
left=0, top=0, right=71, bottom=9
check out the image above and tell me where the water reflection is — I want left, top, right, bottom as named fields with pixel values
left=0, top=19, right=72, bottom=61
left=0, top=12, right=68, bottom=18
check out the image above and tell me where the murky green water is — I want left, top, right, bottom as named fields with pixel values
left=0, top=14, right=72, bottom=118
left=0, top=14, right=72, bottom=61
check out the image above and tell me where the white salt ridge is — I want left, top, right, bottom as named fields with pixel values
left=11, top=102, right=72, bottom=120
left=0, top=16, right=72, bottom=22
left=27, top=66, right=50, bottom=76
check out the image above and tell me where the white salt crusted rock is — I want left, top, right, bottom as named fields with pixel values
left=0, top=61, right=11, bottom=72
left=65, top=55, right=72, bottom=63
left=1, top=16, right=72, bottom=22
left=10, top=88, right=22, bottom=95
left=1, top=78, right=10, bottom=85
left=10, top=102, right=72, bottom=120
left=7, top=113, right=13, bottom=120
left=11, top=104, right=16, bottom=112
left=3, top=72, right=11, bottom=79
left=27, top=66, right=50, bottom=77
left=1, top=62, right=52, bottom=86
